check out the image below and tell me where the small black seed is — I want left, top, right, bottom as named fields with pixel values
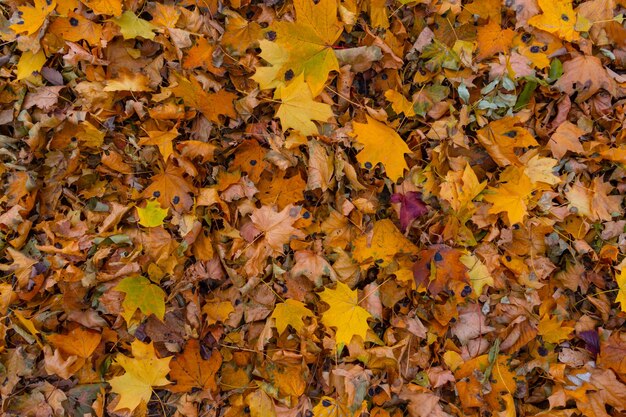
left=561, top=13, right=569, bottom=21
left=381, top=73, right=388, bottom=80
left=303, top=211, right=311, bottom=219
left=461, top=285, right=472, bottom=297
left=521, top=33, right=531, bottom=43
left=173, top=196, right=180, bottom=204
left=153, top=191, right=161, bottom=198
left=250, top=159, right=257, bottom=166
left=266, top=31, right=277, bottom=41
left=503, top=130, right=517, bottom=138
left=285, top=69, right=294, bottom=81
left=364, top=161, right=373, bottom=169
left=530, top=45, right=540, bottom=53
left=505, top=255, right=512, bottom=262
left=322, top=399, right=332, bottom=407
left=434, top=252, right=443, bottom=262
left=69, top=17, right=79, bottom=26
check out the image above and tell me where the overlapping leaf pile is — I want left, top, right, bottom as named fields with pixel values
left=1, top=0, right=626, bottom=415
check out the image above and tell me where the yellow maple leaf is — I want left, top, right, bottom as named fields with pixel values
left=271, top=299, right=314, bottom=334
left=10, top=0, right=56, bottom=35
left=16, top=50, right=47, bottom=81
left=112, top=11, right=158, bottom=40
left=109, top=340, right=172, bottom=411
left=615, top=269, right=626, bottom=313
left=252, top=0, right=343, bottom=95
left=476, top=117, right=538, bottom=167
left=484, top=168, right=536, bottom=225
left=136, top=200, right=169, bottom=228
left=352, top=116, right=412, bottom=182
left=139, top=127, right=179, bottom=161
left=385, top=89, right=416, bottom=117
left=537, top=315, right=574, bottom=344
left=275, top=75, right=333, bottom=136
left=82, top=0, right=122, bottom=16
left=528, top=0, right=580, bottom=42
left=319, top=281, right=371, bottom=348
left=352, top=219, right=418, bottom=268
left=439, top=163, right=486, bottom=214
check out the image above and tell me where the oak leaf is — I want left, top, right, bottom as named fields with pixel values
left=108, top=340, right=171, bottom=411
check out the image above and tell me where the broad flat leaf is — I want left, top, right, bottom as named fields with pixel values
left=319, top=281, right=372, bottom=348
left=10, top=0, right=56, bottom=35
left=170, top=339, right=222, bottom=393
left=385, top=89, right=416, bottom=116
left=523, top=155, right=561, bottom=186
left=47, top=12, right=103, bottom=44
left=271, top=299, right=314, bottom=334
left=413, top=245, right=469, bottom=297
left=528, top=0, right=579, bottom=42
left=537, top=315, right=574, bottom=344
left=352, top=219, right=418, bottom=268
left=252, top=0, right=343, bottom=95
left=108, top=340, right=171, bottom=411
left=170, top=74, right=237, bottom=123
left=312, top=396, right=353, bottom=417
left=275, top=75, right=333, bottom=136
left=615, top=268, right=626, bottom=313
left=549, top=121, right=584, bottom=159
left=17, top=50, right=47, bottom=81
left=81, top=0, right=122, bottom=16
left=250, top=204, right=305, bottom=253
left=257, top=173, right=305, bottom=210
left=142, top=162, right=195, bottom=212
left=221, top=10, right=263, bottom=55
left=112, top=11, right=158, bottom=40
left=460, top=254, right=494, bottom=296
left=136, top=200, right=168, bottom=228
left=114, top=276, right=166, bottom=324
left=439, top=163, right=486, bottom=214
left=484, top=168, right=536, bottom=225
left=139, top=127, right=178, bottom=161
left=476, top=117, right=538, bottom=167
left=476, top=20, right=515, bottom=60
left=390, top=192, right=428, bottom=232
left=555, top=55, right=617, bottom=102
left=352, top=116, right=412, bottom=181
left=47, top=327, right=101, bottom=358
left=104, top=72, right=152, bottom=92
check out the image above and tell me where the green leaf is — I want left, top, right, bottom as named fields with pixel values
left=114, top=276, right=166, bottom=324
left=548, top=58, right=563, bottom=83
left=514, top=80, right=537, bottom=111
